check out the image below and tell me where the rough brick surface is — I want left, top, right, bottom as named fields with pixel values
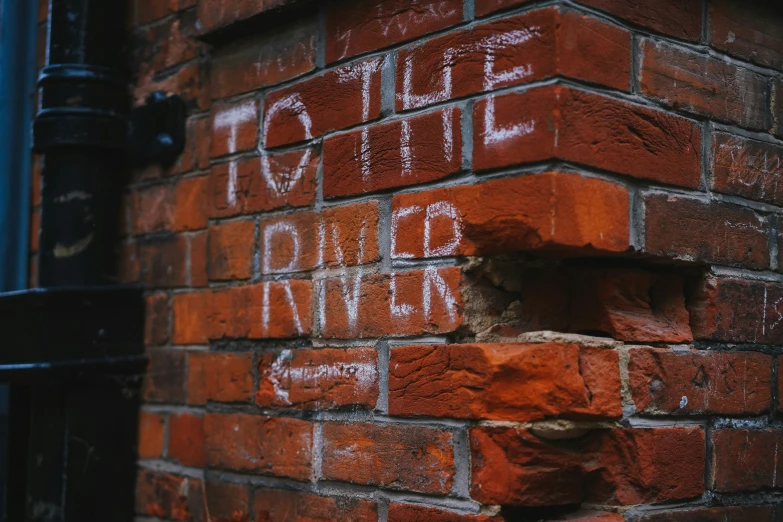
left=577, top=0, right=703, bottom=41
left=257, top=347, right=378, bottom=410
left=473, top=85, right=701, bottom=187
left=322, top=422, right=455, bottom=494
left=389, top=342, right=622, bottom=421
left=628, top=348, right=772, bottom=415
left=187, top=351, right=254, bottom=404
left=471, top=427, right=705, bottom=506
left=713, top=429, right=783, bottom=492
left=712, top=131, right=783, bottom=206
left=135, top=470, right=202, bottom=520
left=207, top=219, right=254, bottom=281
left=710, top=0, right=783, bottom=69
left=639, top=506, right=777, bottom=521
left=388, top=504, right=501, bottom=521
left=204, top=481, right=250, bottom=522
left=138, top=412, right=165, bottom=459
left=168, top=413, right=205, bottom=467
left=254, top=489, right=378, bottom=521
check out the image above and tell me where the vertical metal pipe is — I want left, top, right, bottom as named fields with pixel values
left=35, top=0, right=128, bottom=287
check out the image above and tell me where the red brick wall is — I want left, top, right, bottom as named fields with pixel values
left=32, top=0, right=783, bottom=520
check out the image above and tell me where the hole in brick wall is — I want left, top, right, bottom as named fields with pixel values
left=499, top=503, right=582, bottom=521
left=461, top=254, right=707, bottom=344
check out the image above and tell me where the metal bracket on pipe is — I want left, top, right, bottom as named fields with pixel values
left=128, top=91, right=187, bottom=169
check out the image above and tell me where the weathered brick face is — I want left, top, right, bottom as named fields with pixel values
left=26, top=0, right=783, bottom=519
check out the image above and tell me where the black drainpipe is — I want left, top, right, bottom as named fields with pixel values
left=0, top=0, right=185, bottom=520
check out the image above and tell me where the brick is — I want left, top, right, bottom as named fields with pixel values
left=138, top=0, right=176, bottom=25
left=259, top=202, right=379, bottom=274
left=389, top=342, right=622, bottom=421
left=206, top=281, right=313, bottom=339
left=135, top=62, right=210, bottom=113
left=187, top=351, right=254, bottom=404
left=132, top=184, right=174, bottom=235
left=710, top=0, right=783, bottom=69
left=470, top=427, right=705, bottom=506
left=172, top=291, right=209, bottom=345
left=713, top=429, right=783, bottom=492
left=210, top=148, right=318, bottom=218
left=136, top=13, right=201, bottom=78
left=577, top=0, right=703, bottom=41
left=325, top=0, right=462, bottom=63
left=135, top=470, right=203, bottom=520
left=144, top=349, right=187, bottom=403
left=257, top=347, right=378, bottom=410
left=475, top=0, right=531, bottom=17
left=688, top=277, right=783, bottom=344
left=254, top=490, right=378, bottom=522
left=175, top=117, right=211, bottom=176
left=641, top=40, right=768, bottom=129
left=712, top=132, right=783, bottom=205
left=145, top=292, right=169, bottom=347
left=772, top=79, right=783, bottom=138
left=191, top=232, right=208, bottom=288
left=321, top=267, right=463, bottom=338
left=211, top=21, right=316, bottom=99
left=398, top=9, right=630, bottom=112
left=473, top=85, right=701, bottom=187
left=560, top=514, right=625, bottom=522
left=569, top=269, right=692, bottom=342
left=264, top=58, right=383, bottom=148
left=644, top=195, right=769, bottom=269
left=197, top=0, right=291, bottom=33
left=322, top=422, right=454, bottom=494
left=628, top=348, right=772, bottom=415
left=639, top=506, right=777, bottom=522
left=204, top=413, right=313, bottom=480
left=138, top=411, right=165, bottom=459
left=173, top=177, right=208, bottom=231
left=138, top=235, right=188, bottom=287
left=392, top=172, right=629, bottom=259
left=168, top=413, right=205, bottom=467
left=207, top=220, right=254, bottom=281
left=210, top=99, right=259, bottom=158
left=323, top=107, right=462, bottom=198
left=204, top=481, right=250, bottom=522
left=118, top=241, right=140, bottom=283
left=388, top=504, right=501, bottom=522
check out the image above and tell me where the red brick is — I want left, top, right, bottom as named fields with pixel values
left=210, top=99, right=259, bottom=158
left=135, top=470, right=203, bottom=520
left=773, top=79, right=783, bottom=138
left=132, top=184, right=174, bottom=235
left=168, top=413, right=205, bottom=467
left=119, top=241, right=140, bottom=283
left=135, top=62, right=210, bottom=113
left=29, top=209, right=39, bottom=254
left=138, top=411, right=165, bottom=459
left=471, top=427, right=705, bottom=506
left=324, top=108, right=461, bottom=198
left=641, top=40, right=768, bottom=129
left=560, top=514, right=625, bottom=522
left=389, top=342, right=622, bottom=421
left=173, top=177, right=208, bottom=231
left=211, top=22, right=316, bottom=99
left=577, top=0, right=703, bottom=41
left=210, top=148, right=318, bottom=218
left=136, top=13, right=202, bottom=78
left=473, top=85, right=701, bottom=187
left=712, top=132, right=783, bottom=205
left=644, top=195, right=769, bottom=269
left=688, top=277, right=783, bottom=344
left=321, top=267, right=463, bottom=338
left=254, top=490, right=378, bottom=522
left=398, top=9, right=629, bottom=112
left=713, top=429, right=783, bottom=492
left=569, top=269, right=692, bottom=342
left=193, top=231, right=210, bottom=288
left=204, top=413, right=313, bottom=480
left=206, top=281, right=313, bottom=339
left=639, top=506, right=777, bottom=522
left=259, top=202, right=380, bottom=274
left=175, top=116, right=211, bottom=175
left=204, top=481, right=250, bottom=522
left=145, top=292, right=170, bottom=347
left=264, top=58, right=383, bottom=148
left=257, top=347, right=378, bottom=410
left=325, top=0, right=462, bottom=63
left=187, top=351, right=254, bottom=404
left=138, top=0, right=176, bottom=25
left=322, top=422, right=455, bottom=494
left=628, top=348, right=772, bottom=415
left=710, top=0, right=783, bottom=69
left=197, top=0, right=291, bottom=33
left=392, top=172, right=629, bottom=259
left=475, top=0, right=531, bottom=17
left=388, top=504, right=501, bottom=522
left=207, top=220, right=254, bottom=281
left=172, top=291, right=209, bottom=345
left=138, top=235, right=189, bottom=287
left=144, top=349, right=187, bottom=403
